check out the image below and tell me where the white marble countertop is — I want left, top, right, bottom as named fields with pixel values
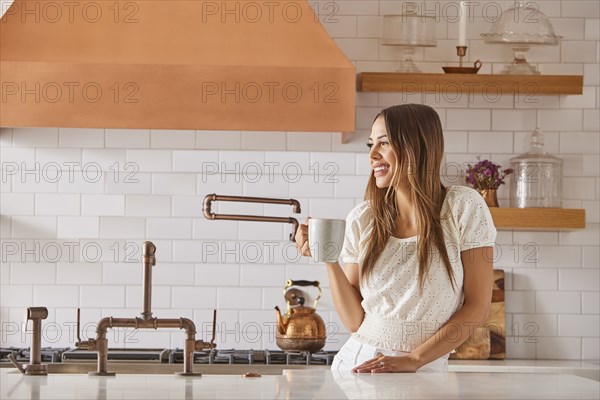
left=2, top=369, right=599, bottom=400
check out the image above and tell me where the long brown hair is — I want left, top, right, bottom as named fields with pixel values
left=361, top=104, right=455, bottom=291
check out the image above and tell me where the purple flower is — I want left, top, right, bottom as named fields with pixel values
left=465, top=158, right=512, bottom=190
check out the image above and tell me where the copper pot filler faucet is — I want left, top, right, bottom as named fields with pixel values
left=203, top=194, right=301, bottom=241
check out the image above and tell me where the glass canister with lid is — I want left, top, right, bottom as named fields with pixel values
left=509, top=128, right=563, bottom=208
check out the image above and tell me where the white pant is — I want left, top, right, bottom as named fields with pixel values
left=331, top=336, right=448, bottom=372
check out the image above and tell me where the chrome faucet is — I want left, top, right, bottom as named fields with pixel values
left=8, top=307, right=49, bottom=375
left=76, top=241, right=217, bottom=376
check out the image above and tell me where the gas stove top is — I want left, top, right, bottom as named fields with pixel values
left=1, top=347, right=337, bottom=366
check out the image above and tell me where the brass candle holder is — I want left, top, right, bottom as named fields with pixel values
left=442, top=46, right=482, bottom=74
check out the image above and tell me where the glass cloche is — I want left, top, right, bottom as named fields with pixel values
left=381, top=3, right=437, bottom=73
left=509, top=128, right=563, bottom=208
left=481, top=2, right=561, bottom=74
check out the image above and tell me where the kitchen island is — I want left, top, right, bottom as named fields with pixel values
left=1, top=369, right=598, bottom=399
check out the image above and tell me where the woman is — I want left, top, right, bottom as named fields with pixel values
left=295, top=104, right=496, bottom=373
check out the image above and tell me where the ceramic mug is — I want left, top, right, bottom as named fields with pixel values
left=308, top=218, right=346, bottom=263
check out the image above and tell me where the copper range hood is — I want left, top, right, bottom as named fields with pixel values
left=0, top=0, right=355, bottom=132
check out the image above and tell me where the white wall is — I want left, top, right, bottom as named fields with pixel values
left=0, top=0, right=598, bottom=359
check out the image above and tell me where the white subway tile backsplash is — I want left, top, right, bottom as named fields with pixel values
left=506, top=340, right=537, bottom=359
left=218, top=287, right=261, bottom=309
left=560, top=132, right=600, bottom=154
left=58, top=128, right=104, bottom=148
left=582, top=246, right=599, bottom=269
left=558, top=314, right=599, bottom=337
left=536, top=337, right=581, bottom=360
left=12, top=128, right=59, bottom=147
left=583, top=109, right=599, bottom=131
left=152, top=263, right=195, bottom=286
left=150, top=130, right=195, bottom=149
left=196, top=264, right=240, bottom=286
left=447, top=109, right=491, bottom=131
left=103, top=263, right=142, bottom=285
left=147, top=218, right=191, bottom=239
left=105, top=129, right=150, bottom=148
left=563, top=177, right=596, bottom=200
left=582, top=338, right=600, bottom=360
left=80, top=285, right=125, bottom=308
left=0, top=285, right=33, bottom=307
left=1, top=147, right=35, bottom=165
left=468, top=132, right=513, bottom=153
left=559, top=225, right=600, bottom=246
left=56, top=262, right=102, bottom=285
left=512, top=313, right=557, bottom=337
left=552, top=18, right=585, bottom=40
left=561, top=41, right=598, bottom=63
left=57, top=216, right=99, bottom=238
left=35, top=194, right=80, bottom=216
left=82, top=149, right=127, bottom=172
left=308, top=198, right=356, bottom=220
left=126, top=150, right=172, bottom=172
left=195, top=131, right=241, bottom=150
left=0, top=193, right=34, bottom=215
left=513, top=269, right=558, bottom=291
left=238, top=221, right=284, bottom=241
left=126, top=195, right=171, bottom=217
left=34, top=285, right=78, bottom=307
left=105, top=172, right=152, bottom=195
left=357, top=16, right=382, bottom=38
left=243, top=176, right=290, bottom=198
left=492, top=110, right=537, bottom=131
left=560, top=87, right=597, bottom=109
left=289, top=176, right=334, bottom=198
left=286, top=132, right=333, bottom=151
left=335, top=175, right=369, bottom=198
left=10, top=262, right=55, bottom=284
left=513, top=232, right=559, bottom=246
left=240, top=264, right=286, bottom=287
left=559, top=269, right=600, bottom=291
left=100, top=217, right=145, bottom=239
left=537, top=245, right=582, bottom=268
left=82, top=195, right=124, bottom=216
left=193, top=218, right=238, bottom=240
left=240, top=131, right=287, bottom=151
left=57, top=173, right=104, bottom=194
left=536, top=291, right=580, bottom=314
left=152, top=173, right=196, bottom=195
left=171, top=286, right=216, bottom=309
left=126, top=286, right=171, bottom=309
left=538, top=110, right=583, bottom=131
left=505, top=291, right=536, bottom=313
left=11, top=216, right=56, bottom=238
left=172, top=150, right=219, bottom=172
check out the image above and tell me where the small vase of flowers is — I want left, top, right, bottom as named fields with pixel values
left=465, top=158, right=513, bottom=207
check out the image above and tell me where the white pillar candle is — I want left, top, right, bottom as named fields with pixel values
left=458, top=1, right=467, bottom=46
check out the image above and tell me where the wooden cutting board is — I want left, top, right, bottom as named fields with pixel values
left=450, top=269, right=505, bottom=359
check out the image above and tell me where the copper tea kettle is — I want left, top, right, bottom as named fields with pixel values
left=274, top=280, right=326, bottom=352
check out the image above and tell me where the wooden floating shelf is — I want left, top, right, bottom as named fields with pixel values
left=489, top=208, right=586, bottom=231
left=357, top=73, right=584, bottom=95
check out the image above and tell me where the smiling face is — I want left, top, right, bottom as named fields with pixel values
left=367, top=116, right=398, bottom=189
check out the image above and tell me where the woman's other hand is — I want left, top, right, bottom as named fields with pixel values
left=352, top=353, right=420, bottom=373
left=295, top=218, right=311, bottom=257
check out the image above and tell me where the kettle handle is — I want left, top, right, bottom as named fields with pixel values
left=284, top=279, right=322, bottom=308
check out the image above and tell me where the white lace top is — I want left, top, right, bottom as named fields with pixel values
left=339, top=185, right=497, bottom=352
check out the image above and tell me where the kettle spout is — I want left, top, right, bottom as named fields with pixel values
left=274, top=306, right=287, bottom=335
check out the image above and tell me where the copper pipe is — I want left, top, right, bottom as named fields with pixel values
left=203, top=194, right=301, bottom=241
left=76, top=242, right=217, bottom=377
left=9, top=307, right=48, bottom=375
left=93, top=317, right=204, bottom=375
left=141, top=241, right=156, bottom=321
